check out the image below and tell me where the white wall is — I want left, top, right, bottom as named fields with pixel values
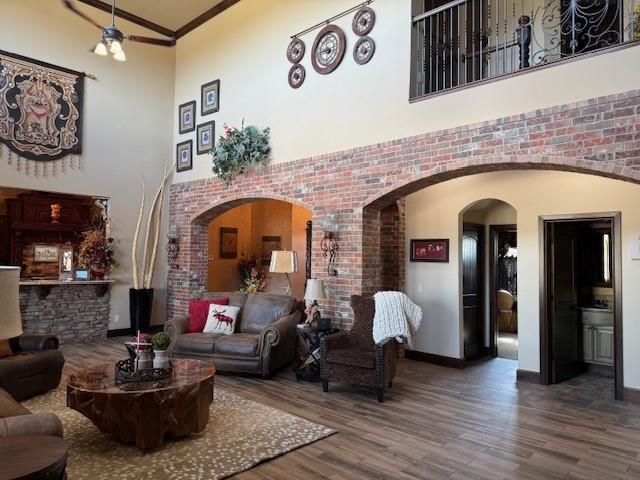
left=173, top=0, right=640, bottom=183
left=406, top=170, right=640, bottom=389
left=1, top=1, right=176, bottom=328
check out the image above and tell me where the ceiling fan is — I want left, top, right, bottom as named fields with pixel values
left=62, top=0, right=175, bottom=62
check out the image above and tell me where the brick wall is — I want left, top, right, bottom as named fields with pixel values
left=168, top=89, right=640, bottom=329
left=20, top=285, right=110, bottom=343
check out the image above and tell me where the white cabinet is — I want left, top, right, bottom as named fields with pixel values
left=593, top=326, right=614, bottom=365
left=583, top=325, right=594, bottom=363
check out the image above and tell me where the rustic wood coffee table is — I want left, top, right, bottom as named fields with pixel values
left=67, top=358, right=214, bottom=449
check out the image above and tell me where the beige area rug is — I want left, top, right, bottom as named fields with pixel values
left=24, top=387, right=335, bottom=480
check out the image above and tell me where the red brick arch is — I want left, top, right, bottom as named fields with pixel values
left=168, top=89, right=640, bottom=326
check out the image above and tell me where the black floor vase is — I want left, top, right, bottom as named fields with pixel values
left=129, top=288, right=154, bottom=333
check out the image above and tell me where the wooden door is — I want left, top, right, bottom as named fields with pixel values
left=463, top=224, right=484, bottom=360
left=549, top=222, right=585, bottom=383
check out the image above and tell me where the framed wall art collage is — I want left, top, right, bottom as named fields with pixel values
left=176, top=79, right=220, bottom=172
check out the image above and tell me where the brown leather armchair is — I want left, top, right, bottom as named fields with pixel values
left=165, top=292, right=301, bottom=377
left=320, top=295, right=398, bottom=402
left=0, top=334, right=65, bottom=401
left=0, top=388, right=63, bottom=438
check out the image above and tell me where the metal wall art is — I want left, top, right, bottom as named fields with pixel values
left=0, top=50, right=84, bottom=162
left=286, top=1, right=376, bottom=88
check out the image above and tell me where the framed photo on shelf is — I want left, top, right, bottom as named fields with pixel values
left=197, top=121, right=215, bottom=155
left=201, top=80, right=220, bottom=116
left=74, top=269, right=89, bottom=280
left=178, top=100, right=196, bottom=134
left=58, top=244, right=74, bottom=281
left=410, top=239, right=449, bottom=262
left=220, top=227, right=238, bottom=259
left=33, top=244, right=59, bottom=263
left=176, top=140, right=193, bottom=172
left=261, top=236, right=281, bottom=266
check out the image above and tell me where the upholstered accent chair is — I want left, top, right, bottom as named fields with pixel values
left=497, top=289, right=517, bottom=333
left=320, top=295, right=398, bottom=402
left=0, top=334, right=65, bottom=402
left=0, top=387, right=63, bottom=438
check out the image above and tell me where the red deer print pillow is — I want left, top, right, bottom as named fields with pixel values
left=203, top=304, right=241, bottom=335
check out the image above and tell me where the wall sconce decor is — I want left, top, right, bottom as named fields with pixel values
left=321, top=231, right=338, bottom=276
left=166, top=224, right=180, bottom=269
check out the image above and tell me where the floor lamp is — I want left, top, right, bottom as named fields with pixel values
left=269, top=251, right=298, bottom=296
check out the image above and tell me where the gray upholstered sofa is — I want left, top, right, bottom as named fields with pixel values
left=164, top=292, right=301, bottom=377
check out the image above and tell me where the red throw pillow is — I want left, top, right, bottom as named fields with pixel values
left=188, top=298, right=229, bottom=333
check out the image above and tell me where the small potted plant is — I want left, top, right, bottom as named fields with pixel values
left=152, top=332, right=171, bottom=369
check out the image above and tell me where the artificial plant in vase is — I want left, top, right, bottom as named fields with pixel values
left=77, top=214, right=115, bottom=280
left=130, top=160, right=173, bottom=333
left=239, top=254, right=266, bottom=293
left=211, top=122, right=271, bottom=185
left=152, top=331, right=171, bottom=369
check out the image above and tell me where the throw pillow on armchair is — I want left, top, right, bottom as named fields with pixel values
left=203, top=304, right=241, bottom=335
left=187, top=298, right=229, bottom=333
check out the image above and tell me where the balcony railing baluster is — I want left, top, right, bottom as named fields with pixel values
left=412, top=0, right=637, bottom=97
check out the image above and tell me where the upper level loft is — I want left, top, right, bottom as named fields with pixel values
left=410, top=0, right=640, bottom=100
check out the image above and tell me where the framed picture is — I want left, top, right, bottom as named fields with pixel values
left=201, top=80, right=220, bottom=116
left=197, top=121, right=215, bottom=155
left=178, top=100, right=196, bottom=134
left=33, top=244, right=59, bottom=263
left=410, top=239, right=450, bottom=262
left=261, top=236, right=281, bottom=266
left=220, top=227, right=238, bottom=259
left=74, top=269, right=89, bottom=280
left=176, top=140, right=193, bottom=172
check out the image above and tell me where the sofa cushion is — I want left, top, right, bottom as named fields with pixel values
left=214, top=334, right=259, bottom=357
left=203, top=292, right=248, bottom=310
left=0, top=388, right=29, bottom=417
left=326, top=349, right=375, bottom=369
left=0, top=340, right=12, bottom=359
left=188, top=298, right=229, bottom=333
left=174, top=333, right=222, bottom=355
left=238, top=293, right=296, bottom=334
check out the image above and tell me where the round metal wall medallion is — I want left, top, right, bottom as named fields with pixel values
left=287, top=37, right=305, bottom=63
left=288, top=64, right=306, bottom=88
left=311, top=24, right=347, bottom=75
left=352, top=6, right=376, bottom=36
left=353, top=36, right=375, bottom=65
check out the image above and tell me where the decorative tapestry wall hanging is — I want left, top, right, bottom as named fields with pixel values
left=0, top=50, right=84, bottom=162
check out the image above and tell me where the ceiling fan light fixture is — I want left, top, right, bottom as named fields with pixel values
left=92, top=40, right=108, bottom=56
left=109, top=39, right=123, bottom=55
left=112, top=50, right=126, bottom=62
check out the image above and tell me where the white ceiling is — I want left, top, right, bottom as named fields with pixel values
left=112, top=0, right=225, bottom=32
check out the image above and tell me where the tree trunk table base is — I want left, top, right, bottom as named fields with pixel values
left=67, top=359, right=215, bottom=450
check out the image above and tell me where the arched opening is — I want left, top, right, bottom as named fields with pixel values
left=205, top=199, right=312, bottom=298
left=460, top=199, right=518, bottom=362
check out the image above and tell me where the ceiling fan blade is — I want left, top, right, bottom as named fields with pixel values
left=61, top=0, right=105, bottom=30
left=127, top=35, right=176, bottom=47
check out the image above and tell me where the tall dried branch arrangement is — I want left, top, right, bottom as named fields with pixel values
left=131, top=160, right=173, bottom=289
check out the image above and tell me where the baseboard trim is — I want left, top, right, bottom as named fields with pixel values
left=623, top=387, right=640, bottom=404
left=107, top=325, right=163, bottom=338
left=405, top=350, right=465, bottom=369
left=516, top=369, right=540, bottom=383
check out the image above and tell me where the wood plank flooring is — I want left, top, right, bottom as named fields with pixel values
left=59, top=340, right=640, bottom=479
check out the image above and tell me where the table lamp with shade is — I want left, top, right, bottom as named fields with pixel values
left=304, top=279, right=331, bottom=330
left=268, top=251, right=298, bottom=296
left=0, top=266, right=23, bottom=356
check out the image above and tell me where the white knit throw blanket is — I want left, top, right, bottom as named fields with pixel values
left=373, top=291, right=423, bottom=349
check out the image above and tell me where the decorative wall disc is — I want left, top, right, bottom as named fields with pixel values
left=288, top=64, right=306, bottom=89
left=353, top=36, right=375, bottom=65
left=311, top=24, right=347, bottom=75
left=352, top=6, right=376, bottom=36
left=287, top=38, right=306, bottom=63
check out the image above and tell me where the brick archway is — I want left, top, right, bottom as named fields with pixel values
left=168, top=89, right=640, bottom=326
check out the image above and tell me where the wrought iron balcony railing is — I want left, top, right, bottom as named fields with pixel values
left=411, top=0, right=640, bottom=98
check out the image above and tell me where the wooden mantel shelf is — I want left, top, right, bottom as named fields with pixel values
left=20, top=279, right=115, bottom=298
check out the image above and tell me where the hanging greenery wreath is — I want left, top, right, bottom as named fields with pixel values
left=211, top=121, right=271, bottom=185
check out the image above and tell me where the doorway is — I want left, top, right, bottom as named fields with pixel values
left=489, top=225, right=518, bottom=359
left=540, top=213, right=623, bottom=400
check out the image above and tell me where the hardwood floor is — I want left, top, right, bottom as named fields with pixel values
left=59, top=339, right=640, bottom=479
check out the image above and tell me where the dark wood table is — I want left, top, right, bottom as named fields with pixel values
left=294, top=325, right=340, bottom=382
left=0, top=434, right=68, bottom=479
left=67, top=358, right=215, bottom=450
